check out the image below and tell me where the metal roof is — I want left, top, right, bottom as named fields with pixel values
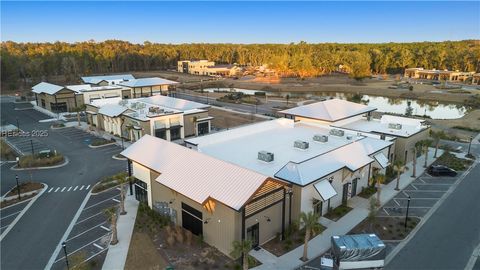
left=119, top=77, right=178, bottom=88
left=81, top=74, right=135, bottom=84
left=98, top=104, right=128, bottom=117
left=32, top=82, right=66, bottom=95
left=139, top=95, right=209, bottom=111
left=120, top=135, right=270, bottom=210
left=279, top=99, right=376, bottom=122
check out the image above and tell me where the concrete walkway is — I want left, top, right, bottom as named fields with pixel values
left=250, top=149, right=443, bottom=270
left=102, top=191, right=139, bottom=270
left=72, top=122, right=133, bottom=149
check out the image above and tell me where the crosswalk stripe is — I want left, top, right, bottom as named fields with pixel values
left=61, top=187, right=66, bottom=192
left=80, top=185, right=85, bottom=190
left=54, top=187, right=60, bottom=192
left=86, top=185, right=91, bottom=190
left=48, top=187, right=54, bottom=193
left=67, top=187, right=72, bottom=191
left=73, top=186, right=78, bottom=191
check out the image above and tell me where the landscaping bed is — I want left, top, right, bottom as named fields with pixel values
left=90, top=138, right=116, bottom=147
left=50, top=122, right=66, bottom=129
left=126, top=203, right=258, bottom=270
left=0, top=192, right=38, bottom=208
left=6, top=182, right=43, bottom=197
left=358, top=186, right=377, bottom=199
left=92, top=172, right=126, bottom=193
left=0, top=139, right=17, bottom=161
left=324, top=204, right=353, bottom=221
left=349, top=216, right=420, bottom=241
left=18, top=152, right=64, bottom=168
left=432, top=151, right=473, bottom=171
left=263, top=222, right=326, bottom=257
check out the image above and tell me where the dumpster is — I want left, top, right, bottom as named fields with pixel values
left=331, top=234, right=386, bottom=269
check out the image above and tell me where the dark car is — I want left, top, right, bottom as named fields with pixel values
left=427, top=165, right=457, bottom=177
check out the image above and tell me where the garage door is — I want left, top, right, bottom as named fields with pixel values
left=181, top=203, right=203, bottom=236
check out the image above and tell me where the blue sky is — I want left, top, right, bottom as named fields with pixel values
left=1, top=1, right=479, bottom=43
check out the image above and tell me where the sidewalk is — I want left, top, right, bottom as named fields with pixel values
left=102, top=192, right=139, bottom=270
left=250, top=148, right=443, bottom=270
left=72, top=122, right=133, bottom=149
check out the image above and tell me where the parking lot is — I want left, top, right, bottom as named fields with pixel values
left=4, top=135, right=50, bottom=156
left=379, top=173, right=459, bottom=218
left=51, top=188, right=121, bottom=270
left=0, top=200, right=30, bottom=235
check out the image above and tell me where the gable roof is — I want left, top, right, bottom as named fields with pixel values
left=118, top=77, right=178, bottom=88
left=275, top=137, right=392, bottom=186
left=120, top=135, right=270, bottom=211
left=32, top=82, right=68, bottom=95
left=81, top=74, right=135, bottom=84
left=98, top=104, right=128, bottom=117
left=279, top=99, right=376, bottom=122
left=139, top=95, right=209, bottom=111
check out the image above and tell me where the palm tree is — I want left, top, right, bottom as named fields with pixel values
left=429, top=130, right=444, bottom=158
left=115, top=173, right=131, bottom=215
left=393, top=160, right=405, bottom=191
left=423, top=140, right=433, bottom=168
left=230, top=239, right=252, bottom=270
left=72, top=104, right=86, bottom=126
left=375, top=174, right=386, bottom=207
left=299, top=211, right=322, bottom=261
left=411, top=141, right=422, bottom=178
left=104, top=207, right=119, bottom=245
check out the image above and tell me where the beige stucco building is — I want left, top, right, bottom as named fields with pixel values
left=178, top=60, right=241, bottom=77
left=404, top=68, right=475, bottom=83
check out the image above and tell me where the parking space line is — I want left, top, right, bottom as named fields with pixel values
left=0, top=210, right=22, bottom=221
left=394, top=199, right=400, bottom=206
left=411, top=184, right=418, bottom=190
left=61, top=187, right=66, bottom=192
left=93, top=243, right=104, bottom=250
left=395, top=198, right=438, bottom=200
left=100, top=225, right=110, bottom=232
left=112, top=198, right=120, bottom=203
left=418, top=178, right=426, bottom=183
left=54, top=233, right=110, bottom=263
left=83, top=195, right=120, bottom=211
left=0, top=225, right=9, bottom=231
left=402, top=191, right=409, bottom=197
left=76, top=212, right=104, bottom=225
left=412, top=183, right=452, bottom=186
left=48, top=187, right=54, bottom=193
left=66, top=222, right=107, bottom=242
left=405, top=190, right=446, bottom=193
left=54, top=187, right=60, bottom=192
left=383, top=208, right=390, bottom=215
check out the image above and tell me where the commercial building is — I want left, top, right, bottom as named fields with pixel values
left=32, top=82, right=83, bottom=113
left=177, top=60, right=241, bottom=77
left=81, top=74, right=135, bottom=86
left=279, top=99, right=429, bottom=163
left=86, top=95, right=212, bottom=142
left=66, top=84, right=132, bottom=104
left=118, top=77, right=179, bottom=98
left=473, top=73, right=480, bottom=85
left=404, top=68, right=475, bottom=83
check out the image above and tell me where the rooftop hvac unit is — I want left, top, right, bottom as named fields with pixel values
left=294, top=140, right=309, bottom=150
left=329, top=129, right=345, bottom=137
left=346, top=135, right=353, bottom=140
left=138, top=103, right=146, bottom=109
left=258, top=151, right=274, bottom=163
left=388, top=123, right=402, bottom=130
left=118, top=100, right=128, bottom=106
left=313, top=134, right=329, bottom=143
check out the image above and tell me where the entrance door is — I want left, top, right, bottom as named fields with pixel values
left=351, top=178, right=358, bottom=197
left=247, top=223, right=259, bottom=248
left=342, top=183, right=349, bottom=205
left=181, top=203, right=203, bottom=236
left=197, top=122, right=209, bottom=136
left=134, top=179, right=148, bottom=203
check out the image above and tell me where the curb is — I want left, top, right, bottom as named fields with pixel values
left=10, top=157, right=69, bottom=171
left=1, top=183, right=44, bottom=201
left=88, top=142, right=116, bottom=149
left=112, top=154, right=127, bottom=161
left=0, top=183, right=48, bottom=241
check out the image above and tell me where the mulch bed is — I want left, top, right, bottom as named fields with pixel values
left=349, top=216, right=420, bottom=241
left=324, top=204, right=353, bottom=221
left=6, top=182, right=43, bottom=197
left=358, top=186, right=377, bottom=199
left=1, top=192, right=38, bottom=208
left=262, top=224, right=326, bottom=257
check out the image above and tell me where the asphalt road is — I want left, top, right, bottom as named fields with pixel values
left=0, top=99, right=125, bottom=270
left=387, top=148, right=480, bottom=269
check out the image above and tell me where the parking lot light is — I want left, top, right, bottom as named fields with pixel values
left=404, top=195, right=411, bottom=231
left=15, top=175, right=21, bottom=200
left=467, top=136, right=473, bottom=156
left=62, top=241, right=70, bottom=270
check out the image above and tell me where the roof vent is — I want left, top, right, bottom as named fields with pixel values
left=258, top=151, right=274, bottom=163
left=388, top=123, right=402, bottom=130
left=294, top=140, right=309, bottom=150
left=313, top=134, right=328, bottom=143
left=346, top=135, right=353, bottom=140
left=329, top=129, right=345, bottom=137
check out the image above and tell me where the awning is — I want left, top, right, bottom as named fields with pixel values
left=374, top=153, right=389, bottom=169
left=314, top=180, right=337, bottom=201
left=195, top=116, right=214, bottom=122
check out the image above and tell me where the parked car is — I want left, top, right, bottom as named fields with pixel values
left=427, top=165, right=457, bottom=177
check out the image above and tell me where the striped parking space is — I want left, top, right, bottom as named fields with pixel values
left=47, top=185, right=91, bottom=193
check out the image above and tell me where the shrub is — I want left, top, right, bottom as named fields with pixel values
left=19, top=153, right=64, bottom=168
left=91, top=138, right=113, bottom=146
left=175, top=226, right=184, bottom=244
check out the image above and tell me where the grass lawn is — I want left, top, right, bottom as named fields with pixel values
left=208, top=107, right=265, bottom=130
left=350, top=216, right=420, bottom=241
left=1, top=139, right=18, bottom=161
left=324, top=204, right=353, bottom=221
left=433, top=151, right=473, bottom=171
left=19, top=153, right=64, bottom=168
left=125, top=231, right=168, bottom=270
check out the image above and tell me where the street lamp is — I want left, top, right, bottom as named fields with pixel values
left=62, top=241, right=70, bottom=270
left=15, top=175, right=21, bottom=200
left=16, top=117, right=20, bottom=131
left=404, top=195, right=411, bottom=231
left=30, top=139, right=35, bottom=155
left=467, top=136, right=473, bottom=156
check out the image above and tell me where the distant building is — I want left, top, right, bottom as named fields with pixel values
left=404, top=68, right=475, bottom=83
left=32, top=82, right=82, bottom=113
left=177, top=60, right=241, bottom=77
left=472, top=73, right=480, bottom=85
left=81, top=74, right=135, bottom=86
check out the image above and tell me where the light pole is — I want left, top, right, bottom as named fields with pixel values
left=62, top=241, right=70, bottom=270
left=30, top=139, right=35, bottom=155
left=404, top=195, right=411, bottom=231
left=16, top=117, right=20, bottom=131
left=15, top=175, right=21, bottom=200
left=467, top=136, right=473, bottom=156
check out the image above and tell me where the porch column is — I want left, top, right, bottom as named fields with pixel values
left=241, top=208, right=246, bottom=240
left=281, top=188, right=286, bottom=240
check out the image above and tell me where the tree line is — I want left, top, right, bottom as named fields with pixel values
left=1, top=40, right=479, bottom=90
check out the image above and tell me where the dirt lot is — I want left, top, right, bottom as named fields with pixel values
left=430, top=109, right=480, bottom=140
left=125, top=232, right=168, bottom=270
left=208, top=107, right=267, bottom=130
